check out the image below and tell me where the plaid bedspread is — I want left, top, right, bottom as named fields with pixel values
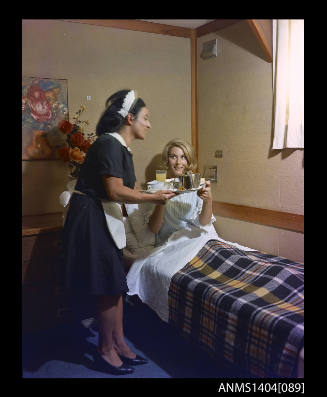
left=168, top=240, right=304, bottom=378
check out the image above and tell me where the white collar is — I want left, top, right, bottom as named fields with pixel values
left=106, top=132, right=132, bottom=152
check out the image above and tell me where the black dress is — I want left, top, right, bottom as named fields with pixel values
left=62, top=134, right=136, bottom=304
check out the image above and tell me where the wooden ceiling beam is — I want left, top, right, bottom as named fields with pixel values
left=61, top=19, right=192, bottom=38
left=196, top=19, right=273, bottom=63
left=247, top=19, right=273, bottom=63
left=196, top=19, right=242, bottom=37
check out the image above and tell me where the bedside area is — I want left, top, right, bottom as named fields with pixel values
left=22, top=213, right=68, bottom=332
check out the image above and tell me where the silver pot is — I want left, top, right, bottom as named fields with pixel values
left=177, top=173, right=201, bottom=189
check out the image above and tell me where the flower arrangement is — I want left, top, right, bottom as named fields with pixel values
left=46, top=105, right=96, bottom=178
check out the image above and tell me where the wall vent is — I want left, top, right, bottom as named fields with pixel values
left=200, top=39, right=218, bottom=59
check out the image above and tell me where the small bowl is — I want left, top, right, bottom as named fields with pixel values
left=147, top=181, right=164, bottom=190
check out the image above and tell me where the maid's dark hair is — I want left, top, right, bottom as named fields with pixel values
left=96, top=89, right=146, bottom=136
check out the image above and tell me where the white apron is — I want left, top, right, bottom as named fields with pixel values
left=59, top=181, right=126, bottom=250
left=59, top=132, right=131, bottom=250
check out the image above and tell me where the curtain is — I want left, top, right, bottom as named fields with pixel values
left=272, top=19, right=304, bottom=149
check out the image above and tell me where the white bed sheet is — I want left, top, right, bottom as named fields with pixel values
left=126, top=224, right=255, bottom=322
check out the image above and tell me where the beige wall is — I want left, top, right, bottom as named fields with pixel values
left=22, top=19, right=191, bottom=215
left=22, top=19, right=304, bottom=262
left=197, top=21, right=304, bottom=262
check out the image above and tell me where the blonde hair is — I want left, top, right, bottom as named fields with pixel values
left=161, top=138, right=197, bottom=172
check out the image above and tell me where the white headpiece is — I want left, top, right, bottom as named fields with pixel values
left=117, top=90, right=136, bottom=118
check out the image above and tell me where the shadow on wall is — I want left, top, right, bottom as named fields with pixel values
left=142, top=153, right=164, bottom=189
left=22, top=159, right=70, bottom=216
left=216, top=20, right=266, bottom=62
left=268, top=147, right=304, bottom=165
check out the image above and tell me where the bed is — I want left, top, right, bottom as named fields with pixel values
left=123, top=203, right=304, bottom=378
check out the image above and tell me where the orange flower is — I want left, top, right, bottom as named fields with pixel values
left=80, top=139, right=91, bottom=153
left=58, top=120, right=74, bottom=134
left=69, top=132, right=84, bottom=147
left=69, top=147, right=85, bottom=163
left=57, top=146, right=70, bottom=161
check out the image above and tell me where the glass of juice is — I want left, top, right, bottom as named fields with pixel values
left=156, top=169, right=167, bottom=182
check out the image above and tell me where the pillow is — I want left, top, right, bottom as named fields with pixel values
left=124, top=203, right=156, bottom=248
left=123, top=217, right=139, bottom=250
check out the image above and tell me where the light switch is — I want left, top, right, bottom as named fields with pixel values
left=203, top=165, right=218, bottom=183
left=86, top=96, right=91, bottom=101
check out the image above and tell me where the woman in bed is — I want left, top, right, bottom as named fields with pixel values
left=125, top=138, right=217, bottom=323
left=148, top=138, right=214, bottom=244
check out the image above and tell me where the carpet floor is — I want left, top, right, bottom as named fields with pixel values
left=22, top=297, right=251, bottom=379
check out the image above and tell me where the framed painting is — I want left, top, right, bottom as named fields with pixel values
left=22, top=77, right=68, bottom=160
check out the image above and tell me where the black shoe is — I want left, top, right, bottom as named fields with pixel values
left=119, top=354, right=149, bottom=366
left=93, top=354, right=134, bottom=375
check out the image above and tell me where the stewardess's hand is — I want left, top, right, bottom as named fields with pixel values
left=152, top=190, right=175, bottom=205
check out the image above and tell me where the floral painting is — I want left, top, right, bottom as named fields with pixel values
left=22, top=77, right=68, bottom=160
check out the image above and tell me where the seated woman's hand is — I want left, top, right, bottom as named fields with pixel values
left=152, top=190, right=175, bottom=205
left=197, top=180, right=212, bottom=201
